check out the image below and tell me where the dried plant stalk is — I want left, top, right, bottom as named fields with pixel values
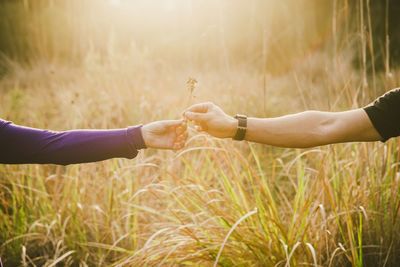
left=186, top=77, right=198, bottom=107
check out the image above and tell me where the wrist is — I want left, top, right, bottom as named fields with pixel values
left=139, top=124, right=150, bottom=149
left=127, top=125, right=147, bottom=150
left=227, top=117, right=238, bottom=138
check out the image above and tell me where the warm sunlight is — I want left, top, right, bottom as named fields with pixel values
left=6, top=0, right=332, bottom=74
left=108, top=0, right=121, bottom=7
left=1, top=0, right=399, bottom=266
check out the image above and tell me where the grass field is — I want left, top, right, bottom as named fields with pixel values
left=1, top=1, right=400, bottom=266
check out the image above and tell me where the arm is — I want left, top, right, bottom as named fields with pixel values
left=184, top=102, right=382, bottom=148
left=0, top=119, right=187, bottom=165
left=245, top=109, right=381, bottom=148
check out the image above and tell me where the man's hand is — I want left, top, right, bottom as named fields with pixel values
left=184, top=102, right=237, bottom=138
left=141, top=120, right=187, bottom=150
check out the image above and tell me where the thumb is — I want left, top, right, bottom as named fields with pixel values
left=160, top=119, right=185, bottom=128
left=184, top=111, right=209, bottom=123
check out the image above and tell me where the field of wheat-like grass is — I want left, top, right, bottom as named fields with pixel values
left=1, top=1, right=400, bottom=266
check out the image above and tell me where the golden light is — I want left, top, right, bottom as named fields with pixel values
left=108, top=0, right=121, bottom=7
left=2, top=0, right=333, bottom=74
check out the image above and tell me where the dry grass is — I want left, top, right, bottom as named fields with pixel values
left=1, top=1, right=400, bottom=266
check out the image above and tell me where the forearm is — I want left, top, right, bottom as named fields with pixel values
left=0, top=120, right=145, bottom=165
left=244, top=109, right=381, bottom=148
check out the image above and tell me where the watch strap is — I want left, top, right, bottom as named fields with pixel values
left=233, top=114, right=247, bottom=141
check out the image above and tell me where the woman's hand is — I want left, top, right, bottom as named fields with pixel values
left=184, top=102, right=237, bottom=138
left=141, top=120, right=188, bottom=150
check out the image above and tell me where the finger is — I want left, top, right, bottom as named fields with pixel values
left=182, top=121, right=187, bottom=130
left=185, top=102, right=213, bottom=113
left=177, top=132, right=188, bottom=142
left=200, top=122, right=208, bottom=131
left=184, top=111, right=209, bottom=123
left=176, top=126, right=184, bottom=134
left=194, top=122, right=204, bottom=130
left=173, top=143, right=184, bottom=150
left=176, top=123, right=187, bottom=134
left=195, top=122, right=208, bottom=131
left=194, top=125, right=203, bottom=132
left=160, top=119, right=185, bottom=128
left=177, top=141, right=186, bottom=148
left=178, top=143, right=185, bottom=149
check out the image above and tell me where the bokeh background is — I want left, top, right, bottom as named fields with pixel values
left=1, top=0, right=400, bottom=266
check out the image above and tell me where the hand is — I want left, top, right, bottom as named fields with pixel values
left=141, top=120, right=188, bottom=150
left=184, top=102, right=237, bottom=138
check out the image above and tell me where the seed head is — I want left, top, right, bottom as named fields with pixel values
left=187, top=77, right=198, bottom=95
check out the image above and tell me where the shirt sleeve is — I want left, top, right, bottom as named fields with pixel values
left=0, top=119, right=146, bottom=165
left=363, top=88, right=400, bottom=142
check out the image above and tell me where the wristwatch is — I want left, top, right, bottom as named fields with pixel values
left=233, top=114, right=247, bottom=141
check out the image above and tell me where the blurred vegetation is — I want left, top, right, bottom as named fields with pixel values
left=2, top=0, right=332, bottom=75
left=0, top=0, right=399, bottom=75
left=1, top=1, right=400, bottom=266
left=349, top=0, right=400, bottom=73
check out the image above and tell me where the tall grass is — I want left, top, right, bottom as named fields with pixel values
left=1, top=0, right=400, bottom=266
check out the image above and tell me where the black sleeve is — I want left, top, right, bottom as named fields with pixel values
left=363, top=88, right=400, bottom=142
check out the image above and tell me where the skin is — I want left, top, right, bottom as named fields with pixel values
left=141, top=120, right=188, bottom=150
left=184, top=102, right=382, bottom=148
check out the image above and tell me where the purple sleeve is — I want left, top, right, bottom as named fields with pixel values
left=0, top=119, right=146, bottom=165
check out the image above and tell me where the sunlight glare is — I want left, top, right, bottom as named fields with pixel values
left=109, top=0, right=121, bottom=7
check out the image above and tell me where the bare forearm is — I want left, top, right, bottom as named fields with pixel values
left=184, top=102, right=382, bottom=148
left=245, top=109, right=381, bottom=148
left=245, top=111, right=329, bottom=148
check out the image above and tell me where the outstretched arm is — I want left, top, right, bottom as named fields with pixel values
left=0, top=119, right=187, bottom=165
left=184, top=102, right=382, bottom=148
left=245, top=109, right=380, bottom=148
